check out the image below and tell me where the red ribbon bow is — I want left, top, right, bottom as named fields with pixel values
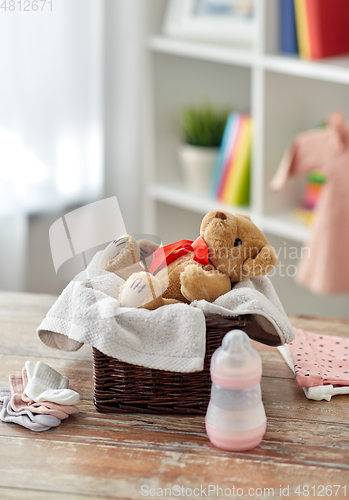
left=149, top=236, right=208, bottom=274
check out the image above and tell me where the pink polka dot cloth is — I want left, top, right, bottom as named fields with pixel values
left=288, top=328, right=349, bottom=388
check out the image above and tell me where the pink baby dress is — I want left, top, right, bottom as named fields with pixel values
left=288, top=327, right=349, bottom=388
left=270, top=112, right=349, bottom=294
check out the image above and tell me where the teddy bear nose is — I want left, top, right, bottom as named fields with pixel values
left=215, top=211, right=227, bottom=220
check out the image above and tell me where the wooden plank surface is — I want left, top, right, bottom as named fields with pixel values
left=0, top=291, right=349, bottom=499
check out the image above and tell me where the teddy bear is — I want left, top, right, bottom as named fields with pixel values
left=98, top=210, right=278, bottom=310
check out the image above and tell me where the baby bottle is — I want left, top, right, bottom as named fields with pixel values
left=205, top=329, right=266, bottom=451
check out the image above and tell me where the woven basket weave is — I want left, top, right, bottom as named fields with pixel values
left=93, top=314, right=249, bottom=415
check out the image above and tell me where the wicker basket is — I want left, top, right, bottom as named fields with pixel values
left=93, top=314, right=249, bottom=415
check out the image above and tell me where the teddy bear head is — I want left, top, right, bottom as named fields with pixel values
left=200, top=210, right=277, bottom=282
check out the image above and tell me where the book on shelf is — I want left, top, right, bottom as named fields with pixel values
left=280, top=0, right=349, bottom=60
left=305, top=0, right=349, bottom=59
left=211, top=112, right=252, bottom=207
left=210, top=112, right=236, bottom=198
left=280, top=0, right=298, bottom=54
left=294, top=0, right=311, bottom=58
left=216, top=113, right=241, bottom=199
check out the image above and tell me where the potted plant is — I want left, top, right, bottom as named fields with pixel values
left=179, top=104, right=230, bottom=194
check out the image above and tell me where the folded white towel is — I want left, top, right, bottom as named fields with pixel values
left=37, top=251, right=294, bottom=373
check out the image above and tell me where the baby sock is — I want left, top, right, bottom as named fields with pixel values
left=24, top=361, right=80, bottom=405
left=0, top=396, right=53, bottom=432
left=2, top=397, right=60, bottom=427
left=10, top=371, right=78, bottom=420
left=25, top=360, right=69, bottom=389
left=0, top=388, right=11, bottom=402
left=22, top=367, right=79, bottom=415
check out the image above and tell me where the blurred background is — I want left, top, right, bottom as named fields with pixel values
left=1, top=0, right=349, bottom=318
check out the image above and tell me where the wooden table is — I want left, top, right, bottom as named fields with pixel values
left=0, top=291, right=348, bottom=500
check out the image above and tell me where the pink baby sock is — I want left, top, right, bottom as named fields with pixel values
left=10, top=370, right=78, bottom=420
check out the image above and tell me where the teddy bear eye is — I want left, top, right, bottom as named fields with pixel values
left=234, top=238, right=242, bottom=247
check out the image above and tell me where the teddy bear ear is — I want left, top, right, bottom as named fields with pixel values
left=241, top=244, right=277, bottom=279
left=235, top=213, right=251, bottom=221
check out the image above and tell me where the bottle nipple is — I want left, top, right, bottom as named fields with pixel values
left=221, top=329, right=252, bottom=363
left=211, top=329, right=262, bottom=389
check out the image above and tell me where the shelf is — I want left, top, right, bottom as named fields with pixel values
left=262, top=213, right=310, bottom=243
left=264, top=53, right=349, bottom=85
left=149, top=184, right=310, bottom=243
left=149, top=35, right=255, bottom=68
left=149, top=35, right=349, bottom=85
left=149, top=183, right=251, bottom=216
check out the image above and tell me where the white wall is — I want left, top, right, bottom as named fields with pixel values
left=103, top=0, right=145, bottom=234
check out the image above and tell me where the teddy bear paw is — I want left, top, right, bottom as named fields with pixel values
left=119, top=276, right=151, bottom=308
left=136, top=238, right=159, bottom=270
left=119, top=272, right=163, bottom=309
left=180, top=264, right=231, bottom=303
left=180, top=264, right=205, bottom=302
left=101, top=237, right=128, bottom=262
left=98, top=235, right=142, bottom=279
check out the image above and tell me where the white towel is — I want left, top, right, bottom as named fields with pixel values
left=37, top=251, right=294, bottom=373
left=192, top=276, right=295, bottom=347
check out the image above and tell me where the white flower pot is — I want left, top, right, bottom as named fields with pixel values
left=178, top=144, right=219, bottom=194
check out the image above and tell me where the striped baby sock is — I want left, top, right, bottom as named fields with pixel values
left=24, top=361, right=80, bottom=405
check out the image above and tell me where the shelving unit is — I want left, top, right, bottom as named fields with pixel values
left=141, top=0, right=349, bottom=317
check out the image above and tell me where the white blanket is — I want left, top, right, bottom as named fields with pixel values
left=37, top=251, right=294, bottom=373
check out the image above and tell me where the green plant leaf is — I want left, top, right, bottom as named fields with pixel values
left=181, top=104, right=231, bottom=148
